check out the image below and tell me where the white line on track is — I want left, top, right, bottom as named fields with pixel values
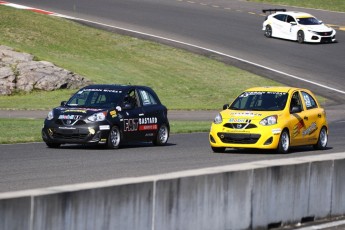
left=2, top=1, right=345, bottom=95
left=298, top=219, right=345, bottom=229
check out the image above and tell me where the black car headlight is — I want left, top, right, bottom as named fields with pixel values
left=87, top=112, right=106, bottom=122
left=47, top=110, right=54, bottom=120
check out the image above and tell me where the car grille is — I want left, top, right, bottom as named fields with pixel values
left=52, top=133, right=88, bottom=140
left=223, top=123, right=257, bottom=129
left=315, top=31, right=333, bottom=36
left=320, top=37, right=333, bottom=43
left=55, top=119, right=86, bottom=126
left=217, top=133, right=260, bottom=144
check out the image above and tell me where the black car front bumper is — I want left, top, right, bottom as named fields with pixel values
left=42, top=120, right=111, bottom=145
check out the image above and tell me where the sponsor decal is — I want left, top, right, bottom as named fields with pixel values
left=58, top=127, right=76, bottom=130
left=139, top=117, right=157, bottom=125
left=293, top=120, right=305, bottom=137
left=302, top=122, right=318, bottom=136
left=99, top=125, right=110, bottom=130
left=139, top=124, right=158, bottom=131
left=58, top=115, right=82, bottom=120
left=292, top=114, right=305, bottom=137
left=64, top=109, right=87, bottom=113
left=124, top=119, right=139, bottom=131
left=110, top=110, right=117, bottom=118
left=82, top=89, right=122, bottom=93
left=137, top=117, right=158, bottom=131
left=272, top=128, right=282, bottom=135
left=230, top=112, right=262, bottom=117
left=229, top=118, right=249, bottom=123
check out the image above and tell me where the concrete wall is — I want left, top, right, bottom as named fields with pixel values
left=1, top=153, right=345, bottom=230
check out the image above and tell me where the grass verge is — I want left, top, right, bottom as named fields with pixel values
left=0, top=6, right=281, bottom=110
left=249, top=0, right=345, bottom=12
left=0, top=119, right=211, bottom=144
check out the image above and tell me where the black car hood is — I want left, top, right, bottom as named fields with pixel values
left=53, top=106, right=107, bottom=118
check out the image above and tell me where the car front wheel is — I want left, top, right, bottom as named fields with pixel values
left=277, top=130, right=289, bottom=154
left=265, top=25, right=272, bottom=38
left=107, top=126, right=121, bottom=149
left=297, top=30, right=304, bottom=43
left=153, top=124, right=169, bottom=146
left=313, top=127, right=328, bottom=150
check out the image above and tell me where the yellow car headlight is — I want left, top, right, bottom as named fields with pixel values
left=214, top=113, right=223, bottom=124
left=260, top=115, right=277, bottom=126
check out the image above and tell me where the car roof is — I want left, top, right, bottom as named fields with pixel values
left=82, top=84, right=151, bottom=91
left=244, top=86, right=303, bottom=93
left=275, top=11, right=314, bottom=18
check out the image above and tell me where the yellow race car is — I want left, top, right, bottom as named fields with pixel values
left=209, top=87, right=328, bottom=153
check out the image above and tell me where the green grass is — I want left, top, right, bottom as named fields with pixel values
left=0, top=6, right=281, bottom=111
left=249, top=0, right=345, bottom=12
left=0, top=119, right=43, bottom=144
left=0, top=119, right=211, bottom=144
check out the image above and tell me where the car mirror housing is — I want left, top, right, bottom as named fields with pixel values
left=290, top=22, right=297, bottom=25
left=123, top=103, right=134, bottom=110
left=223, top=104, right=229, bottom=110
left=60, top=101, right=67, bottom=106
left=290, top=106, right=302, bottom=114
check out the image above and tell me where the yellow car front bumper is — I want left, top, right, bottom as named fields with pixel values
left=209, top=123, right=283, bottom=150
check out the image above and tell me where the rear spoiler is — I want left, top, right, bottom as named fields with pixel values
left=262, top=9, right=286, bottom=14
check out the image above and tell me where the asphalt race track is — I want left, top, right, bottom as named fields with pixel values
left=1, top=0, right=345, bottom=193
left=0, top=119, right=344, bottom=193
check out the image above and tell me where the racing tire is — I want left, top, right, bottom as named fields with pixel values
left=277, top=130, right=290, bottom=154
left=313, top=127, right=328, bottom=150
left=211, top=146, right=226, bottom=153
left=46, top=142, right=61, bottom=148
left=265, top=25, right=272, bottom=38
left=153, top=124, right=169, bottom=146
left=107, top=126, right=121, bottom=149
left=297, top=30, right=305, bottom=43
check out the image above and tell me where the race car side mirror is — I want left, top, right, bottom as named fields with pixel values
left=290, top=22, right=297, bottom=25
left=290, top=106, right=302, bottom=114
left=123, top=103, right=134, bottom=110
left=223, top=104, right=229, bottom=110
left=60, top=101, right=67, bottom=106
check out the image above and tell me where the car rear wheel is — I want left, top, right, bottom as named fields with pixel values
left=265, top=25, right=272, bottom=38
left=313, top=127, right=328, bottom=150
left=211, top=146, right=226, bottom=153
left=107, top=126, right=121, bottom=149
left=297, top=30, right=304, bottom=43
left=153, top=124, right=169, bottom=146
left=46, top=142, right=61, bottom=148
left=277, top=130, right=289, bottom=154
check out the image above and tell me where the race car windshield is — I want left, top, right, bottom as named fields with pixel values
left=66, top=89, right=124, bottom=108
left=297, top=17, right=321, bottom=25
left=229, top=91, right=288, bottom=111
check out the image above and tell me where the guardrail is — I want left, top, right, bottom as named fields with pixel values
left=1, top=153, right=345, bottom=230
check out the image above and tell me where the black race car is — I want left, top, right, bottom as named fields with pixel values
left=42, top=84, right=169, bottom=149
